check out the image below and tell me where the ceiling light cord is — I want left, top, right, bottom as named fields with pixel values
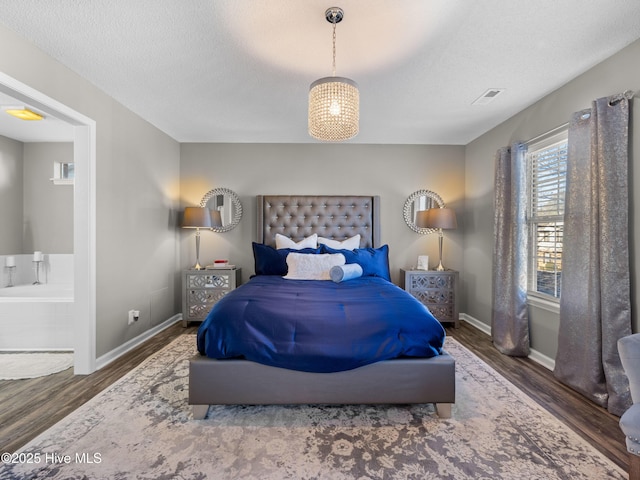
left=331, top=16, right=337, bottom=77
left=326, top=7, right=343, bottom=77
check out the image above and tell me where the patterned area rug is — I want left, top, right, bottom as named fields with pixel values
left=1, top=335, right=625, bottom=479
left=0, top=352, right=73, bottom=380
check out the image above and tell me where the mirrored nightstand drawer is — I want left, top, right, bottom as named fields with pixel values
left=400, top=268, right=459, bottom=328
left=182, top=268, right=241, bottom=327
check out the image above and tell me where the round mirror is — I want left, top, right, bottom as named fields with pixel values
left=403, top=189, right=445, bottom=234
left=199, top=188, right=243, bottom=233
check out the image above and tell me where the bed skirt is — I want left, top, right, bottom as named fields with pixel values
left=189, top=352, right=455, bottom=418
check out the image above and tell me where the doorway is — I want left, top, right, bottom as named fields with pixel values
left=0, top=71, right=96, bottom=374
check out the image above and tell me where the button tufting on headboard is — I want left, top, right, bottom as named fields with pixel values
left=257, top=195, right=381, bottom=248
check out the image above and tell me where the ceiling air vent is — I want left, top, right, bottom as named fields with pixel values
left=472, top=88, right=505, bottom=106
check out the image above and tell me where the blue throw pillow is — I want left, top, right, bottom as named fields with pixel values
left=252, top=242, right=322, bottom=276
left=330, top=263, right=364, bottom=283
left=321, top=244, right=391, bottom=281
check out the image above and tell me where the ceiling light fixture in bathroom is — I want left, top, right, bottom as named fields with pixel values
left=4, top=106, right=44, bottom=121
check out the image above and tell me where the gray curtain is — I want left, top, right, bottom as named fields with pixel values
left=492, top=143, right=530, bottom=356
left=554, top=92, right=633, bottom=416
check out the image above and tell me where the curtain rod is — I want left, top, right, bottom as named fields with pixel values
left=610, top=89, right=636, bottom=105
left=621, top=89, right=637, bottom=100
left=526, top=89, right=636, bottom=145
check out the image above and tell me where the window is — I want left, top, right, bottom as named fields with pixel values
left=51, top=161, right=74, bottom=185
left=526, top=130, right=568, bottom=300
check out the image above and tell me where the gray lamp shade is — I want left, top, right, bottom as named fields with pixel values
left=416, top=208, right=458, bottom=230
left=182, top=207, right=212, bottom=229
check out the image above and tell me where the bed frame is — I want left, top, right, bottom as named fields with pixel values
left=189, top=195, right=456, bottom=418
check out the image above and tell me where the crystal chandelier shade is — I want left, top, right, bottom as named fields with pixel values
left=308, top=7, right=359, bottom=142
left=309, top=76, right=359, bottom=141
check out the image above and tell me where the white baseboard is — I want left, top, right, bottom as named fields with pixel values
left=528, top=349, right=555, bottom=371
left=460, top=313, right=491, bottom=336
left=95, top=314, right=182, bottom=371
left=459, top=313, right=555, bottom=371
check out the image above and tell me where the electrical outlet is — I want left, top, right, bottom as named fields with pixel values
left=128, top=309, right=140, bottom=325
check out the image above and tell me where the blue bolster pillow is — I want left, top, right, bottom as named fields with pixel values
left=330, top=263, right=363, bottom=283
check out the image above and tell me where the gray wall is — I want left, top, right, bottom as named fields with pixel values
left=0, top=135, right=23, bottom=254
left=23, top=142, right=73, bottom=253
left=180, top=143, right=466, bottom=286
left=0, top=23, right=181, bottom=357
left=464, top=37, right=640, bottom=359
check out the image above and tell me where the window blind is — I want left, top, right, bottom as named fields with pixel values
left=530, top=141, right=567, bottom=219
left=527, top=135, right=568, bottom=298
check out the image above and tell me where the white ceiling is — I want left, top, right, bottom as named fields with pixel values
left=0, top=0, right=639, bottom=144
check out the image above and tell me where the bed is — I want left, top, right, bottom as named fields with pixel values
left=188, top=195, right=456, bottom=418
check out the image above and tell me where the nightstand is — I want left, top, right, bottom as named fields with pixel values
left=400, top=269, right=459, bottom=328
left=182, top=268, right=241, bottom=327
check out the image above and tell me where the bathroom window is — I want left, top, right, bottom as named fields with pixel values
left=51, top=161, right=74, bottom=185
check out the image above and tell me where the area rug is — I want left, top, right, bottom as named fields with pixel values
left=0, top=352, right=73, bottom=380
left=0, top=335, right=625, bottom=480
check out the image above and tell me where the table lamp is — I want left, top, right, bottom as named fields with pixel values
left=416, top=207, right=457, bottom=271
left=182, top=207, right=212, bottom=270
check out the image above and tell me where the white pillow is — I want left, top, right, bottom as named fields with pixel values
left=284, top=253, right=345, bottom=280
left=318, top=234, right=361, bottom=250
left=275, top=233, right=318, bottom=250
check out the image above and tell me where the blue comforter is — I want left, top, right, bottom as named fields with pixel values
left=197, top=275, right=445, bottom=373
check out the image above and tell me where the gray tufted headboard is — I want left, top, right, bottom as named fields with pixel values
left=256, top=195, right=381, bottom=248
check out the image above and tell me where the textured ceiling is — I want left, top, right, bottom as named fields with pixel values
left=0, top=0, right=639, bottom=144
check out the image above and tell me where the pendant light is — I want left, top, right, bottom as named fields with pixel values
left=308, top=7, right=359, bottom=142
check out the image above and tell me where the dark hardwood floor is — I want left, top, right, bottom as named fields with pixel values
left=0, top=322, right=198, bottom=454
left=0, top=321, right=628, bottom=473
left=446, top=323, right=628, bottom=472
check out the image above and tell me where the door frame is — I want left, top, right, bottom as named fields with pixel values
left=0, top=71, right=97, bottom=374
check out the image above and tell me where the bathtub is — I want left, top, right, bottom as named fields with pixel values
left=0, top=283, right=74, bottom=351
left=0, top=283, right=73, bottom=300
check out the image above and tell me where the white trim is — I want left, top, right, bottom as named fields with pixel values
left=527, top=292, right=560, bottom=314
left=529, top=348, right=556, bottom=371
left=459, top=313, right=556, bottom=371
left=0, top=347, right=72, bottom=352
left=526, top=130, right=568, bottom=300
left=0, top=72, right=97, bottom=375
left=51, top=178, right=74, bottom=185
left=73, top=125, right=97, bottom=374
left=526, top=128, right=568, bottom=150
left=460, top=313, right=491, bottom=336
left=95, top=315, right=182, bottom=370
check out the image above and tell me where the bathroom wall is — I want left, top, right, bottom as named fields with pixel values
left=0, top=134, right=23, bottom=254
left=0, top=138, right=72, bottom=255
left=22, top=142, right=74, bottom=254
